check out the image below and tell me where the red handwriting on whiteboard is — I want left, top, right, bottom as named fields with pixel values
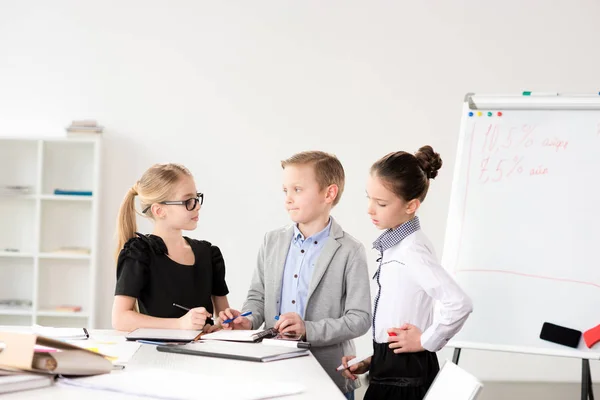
left=479, top=157, right=490, bottom=183
left=530, top=166, right=549, bottom=176
left=479, top=156, right=524, bottom=184
left=481, top=124, right=537, bottom=154
left=481, top=124, right=499, bottom=153
left=516, top=124, right=536, bottom=148
left=542, top=138, right=568, bottom=152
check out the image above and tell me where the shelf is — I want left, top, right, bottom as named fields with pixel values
left=0, top=136, right=100, bottom=328
left=0, top=194, right=36, bottom=201
left=43, top=136, right=100, bottom=143
left=0, top=194, right=94, bottom=201
left=0, top=251, right=35, bottom=258
left=37, top=310, right=89, bottom=318
left=39, top=194, right=93, bottom=201
left=0, top=252, right=90, bottom=260
left=38, top=252, right=91, bottom=260
left=0, top=309, right=33, bottom=316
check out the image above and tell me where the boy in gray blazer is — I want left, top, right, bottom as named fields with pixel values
left=220, top=151, right=371, bottom=397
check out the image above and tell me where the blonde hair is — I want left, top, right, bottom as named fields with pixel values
left=115, top=163, right=192, bottom=260
left=281, top=151, right=345, bottom=206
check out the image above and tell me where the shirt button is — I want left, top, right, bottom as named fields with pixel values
left=294, top=274, right=298, bottom=278
left=300, top=250, right=305, bottom=253
left=292, top=300, right=296, bottom=304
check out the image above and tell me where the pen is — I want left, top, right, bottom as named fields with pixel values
left=172, top=303, right=214, bottom=325
left=522, top=91, right=559, bottom=97
left=222, top=311, right=252, bottom=324
left=172, top=303, right=190, bottom=312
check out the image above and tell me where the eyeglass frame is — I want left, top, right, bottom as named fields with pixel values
left=142, top=192, right=204, bottom=214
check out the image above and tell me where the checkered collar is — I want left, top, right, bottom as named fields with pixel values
left=373, top=216, right=421, bottom=252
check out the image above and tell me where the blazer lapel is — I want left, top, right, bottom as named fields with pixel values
left=306, top=218, right=343, bottom=304
left=271, top=226, right=294, bottom=313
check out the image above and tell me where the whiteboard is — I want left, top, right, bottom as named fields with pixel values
left=442, top=94, right=600, bottom=357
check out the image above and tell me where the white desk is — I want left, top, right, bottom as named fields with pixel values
left=1, top=328, right=345, bottom=399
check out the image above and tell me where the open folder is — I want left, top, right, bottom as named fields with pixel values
left=0, top=332, right=112, bottom=376
left=198, top=328, right=279, bottom=343
left=157, top=340, right=310, bottom=362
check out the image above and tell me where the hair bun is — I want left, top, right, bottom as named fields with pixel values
left=415, top=145, right=443, bottom=179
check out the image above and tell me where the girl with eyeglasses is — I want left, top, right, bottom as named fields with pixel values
left=111, top=163, right=230, bottom=332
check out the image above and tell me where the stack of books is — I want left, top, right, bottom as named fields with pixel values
left=65, top=120, right=103, bottom=135
left=0, top=185, right=33, bottom=196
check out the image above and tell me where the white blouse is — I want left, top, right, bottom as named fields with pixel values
left=372, top=225, right=473, bottom=352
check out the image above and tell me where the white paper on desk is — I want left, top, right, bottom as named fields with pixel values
left=58, top=368, right=305, bottom=399
left=67, top=338, right=141, bottom=364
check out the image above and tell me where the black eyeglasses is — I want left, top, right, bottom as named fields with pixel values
left=142, top=193, right=204, bottom=214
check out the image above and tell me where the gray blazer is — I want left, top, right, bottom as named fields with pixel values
left=243, top=217, right=372, bottom=393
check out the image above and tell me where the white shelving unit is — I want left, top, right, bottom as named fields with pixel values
left=0, top=136, right=101, bottom=328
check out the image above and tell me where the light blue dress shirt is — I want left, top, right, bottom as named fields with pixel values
left=279, top=219, right=332, bottom=318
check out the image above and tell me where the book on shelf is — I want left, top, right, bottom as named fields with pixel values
left=65, top=120, right=103, bottom=134
left=53, top=189, right=93, bottom=196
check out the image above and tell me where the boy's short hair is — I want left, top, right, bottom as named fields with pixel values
left=281, top=151, right=345, bottom=206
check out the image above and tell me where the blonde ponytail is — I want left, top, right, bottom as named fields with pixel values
left=115, top=185, right=139, bottom=261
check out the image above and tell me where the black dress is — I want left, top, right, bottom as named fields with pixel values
left=115, top=233, right=229, bottom=318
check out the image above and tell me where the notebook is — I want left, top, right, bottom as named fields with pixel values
left=199, top=328, right=278, bottom=342
left=32, top=325, right=89, bottom=340
left=157, top=340, right=310, bottom=362
left=125, top=328, right=201, bottom=342
left=58, top=368, right=305, bottom=399
left=0, top=372, right=54, bottom=395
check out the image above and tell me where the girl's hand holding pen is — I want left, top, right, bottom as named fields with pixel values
left=178, top=307, right=212, bottom=330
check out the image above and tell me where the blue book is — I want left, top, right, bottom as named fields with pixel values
left=54, top=189, right=93, bottom=196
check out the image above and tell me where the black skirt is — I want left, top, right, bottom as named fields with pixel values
left=364, top=341, right=440, bottom=400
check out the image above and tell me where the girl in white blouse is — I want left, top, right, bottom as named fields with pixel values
left=340, top=146, right=473, bottom=400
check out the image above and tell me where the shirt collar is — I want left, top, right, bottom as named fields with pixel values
left=293, top=218, right=332, bottom=244
left=373, top=216, right=421, bottom=252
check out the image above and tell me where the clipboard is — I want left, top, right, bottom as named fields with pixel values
left=156, top=341, right=310, bottom=362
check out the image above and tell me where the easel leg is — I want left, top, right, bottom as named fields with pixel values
left=587, top=359, right=594, bottom=400
left=452, top=348, right=462, bottom=364
left=582, top=359, right=594, bottom=400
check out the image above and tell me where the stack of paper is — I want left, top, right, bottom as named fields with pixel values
left=0, top=371, right=54, bottom=395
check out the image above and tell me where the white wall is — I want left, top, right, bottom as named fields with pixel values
left=1, top=0, right=599, bottom=382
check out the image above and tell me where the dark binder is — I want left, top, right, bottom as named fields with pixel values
left=156, top=340, right=310, bottom=362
